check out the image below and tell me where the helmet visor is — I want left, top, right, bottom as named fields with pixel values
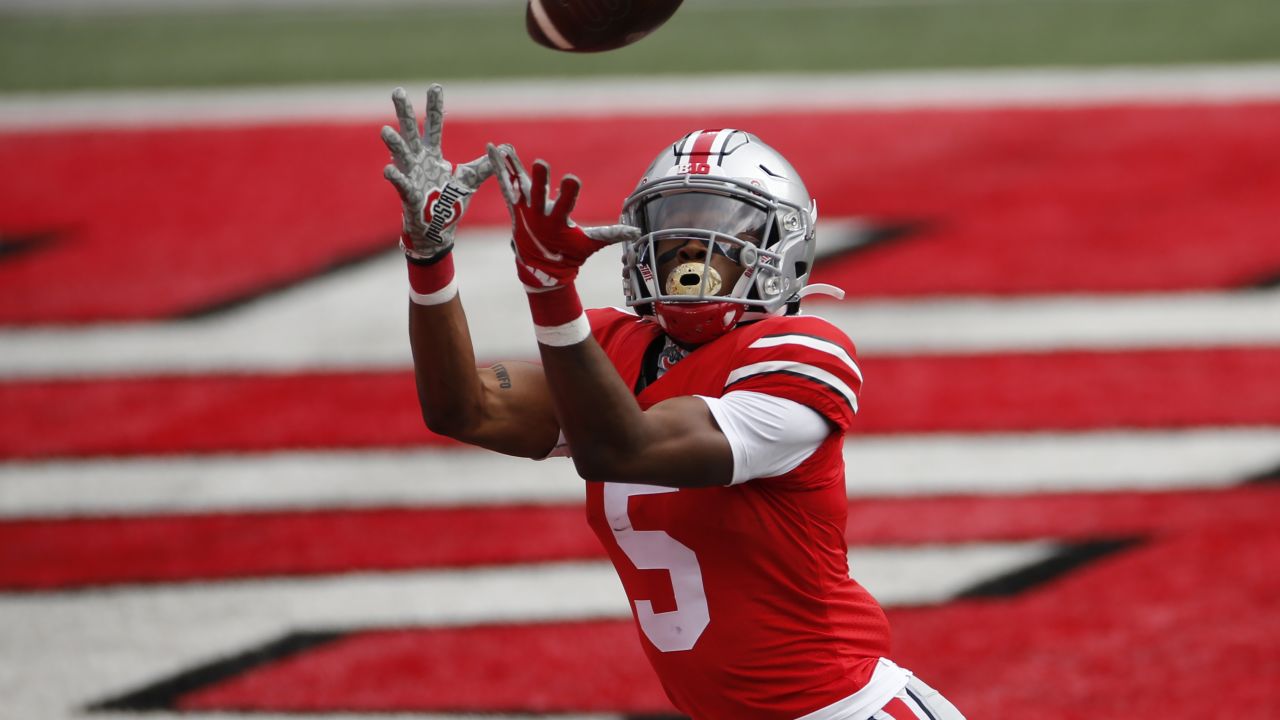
left=637, top=192, right=771, bottom=261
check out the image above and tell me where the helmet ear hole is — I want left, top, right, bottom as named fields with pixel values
left=795, top=261, right=808, bottom=276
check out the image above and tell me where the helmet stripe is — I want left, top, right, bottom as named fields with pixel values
left=687, top=129, right=721, bottom=163
left=673, top=130, right=700, bottom=157
left=707, top=128, right=734, bottom=161
left=675, top=129, right=744, bottom=166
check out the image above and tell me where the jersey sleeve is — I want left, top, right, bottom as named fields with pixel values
left=697, top=391, right=829, bottom=484
left=722, top=320, right=863, bottom=431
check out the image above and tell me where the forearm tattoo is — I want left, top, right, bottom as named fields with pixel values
left=492, top=363, right=513, bottom=390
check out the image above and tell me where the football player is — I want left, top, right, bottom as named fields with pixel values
left=381, top=84, right=966, bottom=720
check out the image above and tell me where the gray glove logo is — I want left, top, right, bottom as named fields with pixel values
left=382, top=84, right=492, bottom=261
left=424, top=183, right=468, bottom=245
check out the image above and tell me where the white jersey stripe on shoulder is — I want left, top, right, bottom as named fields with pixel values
left=725, top=360, right=859, bottom=412
left=749, top=334, right=864, bottom=382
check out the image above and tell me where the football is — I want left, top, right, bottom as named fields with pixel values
left=526, top=0, right=684, bottom=53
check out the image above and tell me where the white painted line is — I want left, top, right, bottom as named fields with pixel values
left=2, top=429, right=1274, bottom=518
left=0, top=228, right=1276, bottom=380
left=814, top=290, right=1280, bottom=355
left=3, top=64, right=1280, bottom=130
left=0, top=447, right=585, bottom=517
left=0, top=543, right=1056, bottom=717
left=845, top=429, right=1280, bottom=495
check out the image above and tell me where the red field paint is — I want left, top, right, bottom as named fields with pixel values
left=180, top=620, right=670, bottom=714
left=4, top=487, right=1275, bottom=590
left=889, top=526, right=1280, bottom=719
left=2, top=102, right=1278, bottom=323
left=166, top=511, right=1280, bottom=717
left=0, top=369, right=449, bottom=458
left=3, top=346, right=1277, bottom=460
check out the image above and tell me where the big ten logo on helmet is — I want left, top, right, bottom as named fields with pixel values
left=569, top=0, right=632, bottom=30
left=676, top=162, right=712, bottom=175
left=424, top=184, right=468, bottom=244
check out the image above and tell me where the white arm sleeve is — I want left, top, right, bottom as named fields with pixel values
left=697, top=390, right=830, bottom=485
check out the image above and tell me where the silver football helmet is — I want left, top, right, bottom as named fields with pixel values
left=621, top=129, right=826, bottom=344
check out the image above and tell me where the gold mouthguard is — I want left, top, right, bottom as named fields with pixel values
left=665, top=262, right=722, bottom=297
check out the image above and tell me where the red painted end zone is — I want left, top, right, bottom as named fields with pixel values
left=169, top=505, right=1280, bottom=718
left=4, top=488, right=1276, bottom=590
left=2, top=103, right=1278, bottom=323
left=180, top=621, right=670, bottom=714
left=2, top=346, right=1277, bottom=460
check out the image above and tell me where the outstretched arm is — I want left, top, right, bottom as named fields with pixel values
left=382, top=85, right=559, bottom=459
left=489, top=144, right=733, bottom=485
left=407, top=298, right=559, bottom=459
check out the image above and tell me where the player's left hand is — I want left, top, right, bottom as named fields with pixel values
left=382, top=84, right=493, bottom=262
left=487, top=143, right=639, bottom=293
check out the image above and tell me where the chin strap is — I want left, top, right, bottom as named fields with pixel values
left=796, top=283, right=846, bottom=301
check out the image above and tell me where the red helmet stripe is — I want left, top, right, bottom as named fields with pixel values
left=687, top=129, right=723, bottom=163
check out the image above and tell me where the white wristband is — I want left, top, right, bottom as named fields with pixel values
left=534, top=312, right=591, bottom=347
left=409, top=277, right=459, bottom=306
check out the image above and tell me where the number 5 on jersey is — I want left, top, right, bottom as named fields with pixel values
left=604, top=483, right=710, bottom=652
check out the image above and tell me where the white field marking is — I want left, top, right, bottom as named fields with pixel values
left=3, top=64, right=1280, bottom=130
left=0, top=543, right=1055, bottom=718
left=0, top=228, right=1277, bottom=380
left=811, top=290, right=1280, bottom=355
left=2, top=428, right=1275, bottom=519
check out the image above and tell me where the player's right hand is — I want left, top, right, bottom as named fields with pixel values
left=487, top=142, right=638, bottom=293
left=381, top=84, right=493, bottom=262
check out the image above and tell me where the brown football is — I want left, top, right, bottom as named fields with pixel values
left=526, top=0, right=684, bottom=53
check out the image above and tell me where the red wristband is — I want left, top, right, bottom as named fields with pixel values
left=406, top=252, right=457, bottom=305
left=527, top=285, right=584, bottom=328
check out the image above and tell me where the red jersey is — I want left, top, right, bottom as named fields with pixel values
left=582, top=307, right=892, bottom=720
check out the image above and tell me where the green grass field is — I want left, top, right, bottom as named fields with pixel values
left=1, top=0, right=1277, bottom=91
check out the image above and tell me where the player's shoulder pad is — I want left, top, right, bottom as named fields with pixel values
left=724, top=314, right=864, bottom=422
left=737, top=314, right=859, bottom=361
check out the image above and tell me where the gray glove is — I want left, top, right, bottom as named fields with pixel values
left=381, top=84, right=493, bottom=261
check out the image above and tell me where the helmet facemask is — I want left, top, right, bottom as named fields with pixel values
left=619, top=129, right=824, bottom=345
left=622, top=175, right=815, bottom=345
